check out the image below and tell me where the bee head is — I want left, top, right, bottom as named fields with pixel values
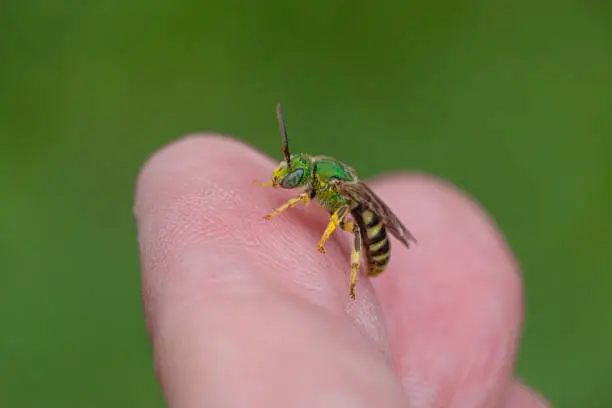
left=266, top=103, right=313, bottom=189
left=271, top=155, right=312, bottom=189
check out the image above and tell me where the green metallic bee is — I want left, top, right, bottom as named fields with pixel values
left=257, top=104, right=417, bottom=300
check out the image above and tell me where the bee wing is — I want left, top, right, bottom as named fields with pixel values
left=336, top=180, right=417, bottom=248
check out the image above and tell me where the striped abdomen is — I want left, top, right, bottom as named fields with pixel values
left=350, top=203, right=390, bottom=276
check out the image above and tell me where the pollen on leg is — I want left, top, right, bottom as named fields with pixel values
left=262, top=192, right=310, bottom=220
left=341, top=220, right=355, bottom=233
left=317, top=205, right=350, bottom=254
left=254, top=180, right=274, bottom=188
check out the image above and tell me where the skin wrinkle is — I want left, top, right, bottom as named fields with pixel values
left=135, top=134, right=549, bottom=408
left=344, top=293, right=391, bottom=357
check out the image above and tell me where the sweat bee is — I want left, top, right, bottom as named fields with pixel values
left=257, top=104, right=417, bottom=300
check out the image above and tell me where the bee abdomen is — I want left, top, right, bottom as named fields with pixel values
left=351, top=204, right=391, bottom=277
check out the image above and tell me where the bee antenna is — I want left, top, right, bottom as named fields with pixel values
left=276, top=103, right=291, bottom=169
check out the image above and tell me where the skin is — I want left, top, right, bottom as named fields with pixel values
left=134, top=134, right=551, bottom=408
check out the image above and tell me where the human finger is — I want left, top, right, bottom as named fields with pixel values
left=134, top=135, right=407, bottom=407
left=364, top=174, right=526, bottom=407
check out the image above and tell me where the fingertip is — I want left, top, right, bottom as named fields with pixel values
left=132, top=134, right=407, bottom=407
left=134, top=133, right=271, bottom=220
left=364, top=172, right=524, bottom=406
left=133, top=132, right=387, bottom=336
left=134, top=133, right=277, bottom=334
left=368, top=170, right=522, bottom=321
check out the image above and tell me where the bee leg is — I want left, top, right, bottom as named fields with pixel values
left=253, top=180, right=274, bottom=188
left=263, top=192, right=310, bottom=220
left=341, top=221, right=361, bottom=301
left=317, top=205, right=350, bottom=254
left=350, top=225, right=362, bottom=300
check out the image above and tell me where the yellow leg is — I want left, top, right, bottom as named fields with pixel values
left=318, top=205, right=350, bottom=254
left=253, top=179, right=274, bottom=188
left=348, top=223, right=362, bottom=301
left=341, top=220, right=361, bottom=300
left=263, top=192, right=310, bottom=220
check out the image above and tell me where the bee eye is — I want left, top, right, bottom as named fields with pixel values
left=281, top=168, right=304, bottom=188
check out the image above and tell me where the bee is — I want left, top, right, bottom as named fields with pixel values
left=257, top=104, right=417, bottom=300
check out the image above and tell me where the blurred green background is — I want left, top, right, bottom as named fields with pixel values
left=1, top=0, right=611, bottom=406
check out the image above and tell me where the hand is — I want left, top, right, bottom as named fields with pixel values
left=134, top=135, right=550, bottom=407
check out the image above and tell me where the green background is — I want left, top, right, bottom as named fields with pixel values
left=1, top=1, right=610, bottom=407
